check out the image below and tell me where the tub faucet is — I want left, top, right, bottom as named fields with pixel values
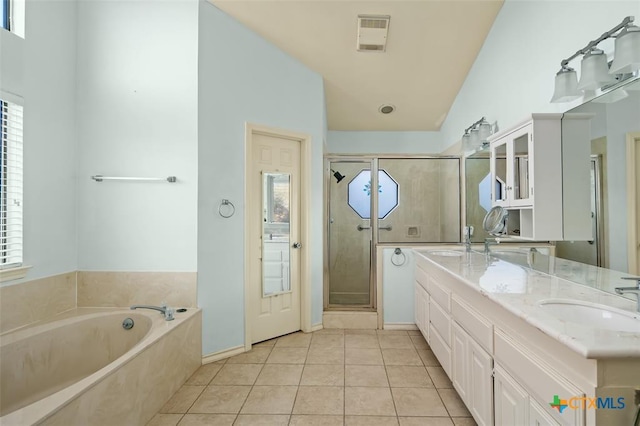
left=614, top=277, right=640, bottom=313
left=130, top=304, right=175, bottom=321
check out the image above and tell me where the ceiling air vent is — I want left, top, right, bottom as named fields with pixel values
left=357, top=15, right=390, bottom=52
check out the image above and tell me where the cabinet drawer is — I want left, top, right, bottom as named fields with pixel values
left=452, top=296, right=493, bottom=353
left=494, top=330, right=584, bottom=426
left=429, top=323, right=451, bottom=378
left=415, top=266, right=429, bottom=292
left=429, top=299, right=451, bottom=346
left=427, top=276, right=451, bottom=312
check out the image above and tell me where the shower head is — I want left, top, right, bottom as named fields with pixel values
left=331, top=169, right=345, bottom=183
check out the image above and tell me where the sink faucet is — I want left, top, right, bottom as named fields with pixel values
left=464, top=226, right=472, bottom=252
left=614, top=277, right=640, bottom=312
left=130, top=304, right=175, bottom=321
left=484, top=238, right=500, bottom=254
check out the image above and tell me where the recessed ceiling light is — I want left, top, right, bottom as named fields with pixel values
left=379, top=104, right=395, bottom=114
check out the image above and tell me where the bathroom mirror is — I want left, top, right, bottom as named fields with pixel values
left=463, top=75, right=640, bottom=272
left=262, top=172, right=291, bottom=297
left=555, top=76, right=640, bottom=274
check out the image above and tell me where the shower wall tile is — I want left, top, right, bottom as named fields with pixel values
left=0, top=272, right=76, bottom=334
left=77, top=271, right=197, bottom=308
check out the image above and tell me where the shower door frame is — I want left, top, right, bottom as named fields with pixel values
left=324, top=154, right=463, bottom=312
left=325, top=157, right=378, bottom=310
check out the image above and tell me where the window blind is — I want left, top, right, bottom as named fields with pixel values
left=1, top=99, right=23, bottom=268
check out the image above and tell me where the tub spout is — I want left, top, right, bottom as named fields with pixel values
left=130, top=304, right=175, bottom=321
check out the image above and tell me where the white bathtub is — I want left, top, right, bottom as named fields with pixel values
left=0, top=307, right=201, bottom=425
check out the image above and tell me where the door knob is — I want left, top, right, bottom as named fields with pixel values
left=292, top=242, right=302, bottom=249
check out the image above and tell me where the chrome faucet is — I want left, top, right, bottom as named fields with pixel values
left=484, top=238, right=500, bottom=254
left=130, top=304, right=175, bottom=321
left=464, top=226, right=472, bottom=252
left=615, top=277, right=640, bottom=312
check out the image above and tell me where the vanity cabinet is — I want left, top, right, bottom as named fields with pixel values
left=488, top=113, right=592, bottom=241
left=414, top=269, right=430, bottom=339
left=451, top=296, right=494, bottom=426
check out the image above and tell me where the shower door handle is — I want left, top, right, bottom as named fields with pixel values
left=356, top=225, right=370, bottom=231
left=379, top=225, right=393, bottom=231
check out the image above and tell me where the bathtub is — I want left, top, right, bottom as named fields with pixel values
left=0, top=307, right=201, bottom=425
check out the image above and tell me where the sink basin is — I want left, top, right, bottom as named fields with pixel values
left=538, top=300, right=640, bottom=333
left=427, top=250, right=465, bottom=257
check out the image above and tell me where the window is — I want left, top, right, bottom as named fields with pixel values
left=1, top=99, right=23, bottom=269
left=1, top=0, right=9, bottom=30
left=1, top=0, right=25, bottom=38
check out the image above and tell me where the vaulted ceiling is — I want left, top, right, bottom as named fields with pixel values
left=211, top=0, right=504, bottom=131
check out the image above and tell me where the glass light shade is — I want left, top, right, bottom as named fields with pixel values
left=469, top=128, right=481, bottom=149
left=461, top=132, right=473, bottom=151
left=478, top=120, right=492, bottom=143
left=577, top=49, right=615, bottom=90
left=551, top=67, right=581, bottom=103
left=609, top=25, right=640, bottom=74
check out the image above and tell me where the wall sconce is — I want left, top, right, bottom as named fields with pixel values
left=551, top=15, right=640, bottom=103
left=462, top=117, right=496, bottom=151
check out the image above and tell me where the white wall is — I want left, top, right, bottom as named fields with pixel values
left=327, top=131, right=441, bottom=154
left=0, top=1, right=78, bottom=284
left=75, top=0, right=199, bottom=271
left=439, top=0, right=640, bottom=152
left=198, top=2, right=326, bottom=355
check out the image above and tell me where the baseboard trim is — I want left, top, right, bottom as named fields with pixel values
left=311, top=323, right=323, bottom=332
left=202, top=345, right=245, bottom=364
left=384, top=323, right=419, bottom=331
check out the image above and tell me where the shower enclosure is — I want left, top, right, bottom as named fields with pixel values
left=326, top=157, right=461, bottom=309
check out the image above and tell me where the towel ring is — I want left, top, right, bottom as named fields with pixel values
left=391, top=248, right=406, bottom=266
left=219, top=199, right=235, bottom=218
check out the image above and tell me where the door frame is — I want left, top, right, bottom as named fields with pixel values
left=244, top=123, right=312, bottom=351
left=627, top=132, right=640, bottom=274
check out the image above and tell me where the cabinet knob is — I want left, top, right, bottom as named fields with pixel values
left=292, top=242, right=302, bottom=249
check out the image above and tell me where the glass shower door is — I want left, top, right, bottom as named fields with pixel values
left=328, top=161, right=373, bottom=307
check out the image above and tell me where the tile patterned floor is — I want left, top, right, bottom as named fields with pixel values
left=147, top=329, right=477, bottom=426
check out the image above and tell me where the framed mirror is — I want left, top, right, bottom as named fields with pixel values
left=262, top=172, right=291, bottom=297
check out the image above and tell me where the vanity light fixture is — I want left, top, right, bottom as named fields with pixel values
left=462, top=117, right=496, bottom=151
left=551, top=15, right=640, bottom=103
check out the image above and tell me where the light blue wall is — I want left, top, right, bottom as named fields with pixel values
left=327, top=131, right=441, bottom=154
left=76, top=0, right=199, bottom=272
left=2, top=1, right=78, bottom=284
left=438, top=0, right=640, bottom=151
left=198, top=2, right=326, bottom=355
left=382, top=247, right=416, bottom=325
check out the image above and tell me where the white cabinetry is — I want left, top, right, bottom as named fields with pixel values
left=530, top=399, right=561, bottom=426
left=451, top=301, right=494, bottom=426
left=414, top=282, right=429, bottom=339
left=488, top=113, right=592, bottom=241
left=494, top=364, right=528, bottom=426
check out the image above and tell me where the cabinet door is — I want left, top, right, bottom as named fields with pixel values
left=451, top=322, right=468, bottom=403
left=494, top=365, right=528, bottom=426
left=490, top=137, right=509, bottom=206
left=468, top=337, right=494, bottom=426
left=414, top=282, right=423, bottom=334
left=507, top=124, right=533, bottom=207
left=529, top=398, right=560, bottom=426
left=422, top=288, right=430, bottom=340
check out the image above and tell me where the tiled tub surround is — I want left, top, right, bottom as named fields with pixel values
left=0, top=272, right=76, bottom=333
left=0, top=271, right=197, bottom=335
left=0, top=308, right=202, bottom=425
left=77, top=271, right=198, bottom=308
left=415, top=249, right=640, bottom=426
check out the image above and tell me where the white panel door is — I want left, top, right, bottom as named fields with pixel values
left=249, top=132, right=301, bottom=344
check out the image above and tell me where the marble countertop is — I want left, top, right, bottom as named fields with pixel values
left=414, top=248, right=640, bottom=359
